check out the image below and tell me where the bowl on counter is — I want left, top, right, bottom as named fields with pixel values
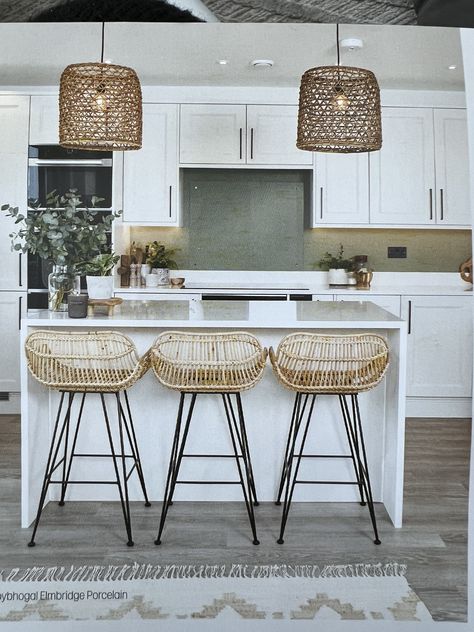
left=170, top=277, right=185, bottom=288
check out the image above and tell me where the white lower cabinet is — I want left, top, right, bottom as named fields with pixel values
left=335, top=294, right=401, bottom=317
left=0, top=292, right=26, bottom=393
left=401, top=295, right=473, bottom=399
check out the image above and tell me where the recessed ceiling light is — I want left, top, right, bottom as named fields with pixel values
left=448, top=64, right=457, bottom=70
left=340, top=38, right=364, bottom=51
left=251, top=59, right=274, bottom=69
left=217, top=59, right=229, bottom=65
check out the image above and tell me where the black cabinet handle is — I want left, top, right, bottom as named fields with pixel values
left=429, top=189, right=433, bottom=220
left=239, top=128, right=243, bottom=160
left=19, top=253, right=22, bottom=287
left=18, top=295, right=22, bottom=330
left=250, top=127, right=254, bottom=160
left=320, top=187, right=323, bottom=219
left=169, top=185, right=172, bottom=218
left=408, top=300, right=412, bottom=334
left=440, top=189, right=444, bottom=221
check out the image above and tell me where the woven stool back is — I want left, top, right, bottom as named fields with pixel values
left=25, top=330, right=150, bottom=392
left=270, top=333, right=389, bottom=394
left=151, top=331, right=267, bottom=392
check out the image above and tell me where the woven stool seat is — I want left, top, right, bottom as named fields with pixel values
left=270, top=333, right=389, bottom=394
left=25, top=330, right=150, bottom=392
left=151, top=331, right=267, bottom=393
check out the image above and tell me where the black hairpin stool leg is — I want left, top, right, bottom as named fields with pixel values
left=28, top=392, right=75, bottom=547
left=117, top=391, right=151, bottom=507
left=350, top=394, right=381, bottom=545
left=275, top=393, right=309, bottom=505
left=277, top=394, right=316, bottom=544
left=100, top=393, right=134, bottom=547
left=223, top=394, right=260, bottom=545
left=155, top=392, right=196, bottom=545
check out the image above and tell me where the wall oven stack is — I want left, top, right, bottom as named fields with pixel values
left=27, top=145, right=113, bottom=308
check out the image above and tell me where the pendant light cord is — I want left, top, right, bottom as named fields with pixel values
left=100, top=22, right=105, bottom=64
left=336, top=23, right=340, bottom=67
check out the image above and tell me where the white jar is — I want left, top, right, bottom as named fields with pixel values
left=145, top=274, right=160, bottom=288
left=327, top=269, right=348, bottom=286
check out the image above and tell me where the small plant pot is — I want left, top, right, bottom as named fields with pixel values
left=327, top=268, right=348, bottom=286
left=86, top=276, right=114, bottom=300
left=151, top=268, right=170, bottom=285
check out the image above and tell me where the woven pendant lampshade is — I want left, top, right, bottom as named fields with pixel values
left=296, top=27, right=382, bottom=153
left=59, top=24, right=142, bottom=151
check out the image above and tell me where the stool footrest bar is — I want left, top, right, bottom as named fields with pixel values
left=295, top=480, right=360, bottom=485
left=176, top=480, right=242, bottom=485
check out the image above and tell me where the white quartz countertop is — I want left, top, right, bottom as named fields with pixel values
left=115, top=283, right=472, bottom=297
left=25, top=300, right=404, bottom=330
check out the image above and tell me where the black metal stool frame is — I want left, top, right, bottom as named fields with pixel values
left=275, top=392, right=381, bottom=545
left=28, top=389, right=150, bottom=548
left=155, top=391, right=260, bottom=546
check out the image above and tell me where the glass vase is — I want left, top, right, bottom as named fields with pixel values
left=48, top=265, right=81, bottom=312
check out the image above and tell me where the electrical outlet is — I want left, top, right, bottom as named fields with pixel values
left=387, top=246, right=407, bottom=259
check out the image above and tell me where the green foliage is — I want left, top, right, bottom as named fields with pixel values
left=145, top=241, right=178, bottom=270
left=317, top=244, right=354, bottom=271
left=76, top=252, right=120, bottom=277
left=1, top=189, right=121, bottom=266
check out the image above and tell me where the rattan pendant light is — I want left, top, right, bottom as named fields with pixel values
left=296, top=24, right=382, bottom=153
left=59, top=23, right=142, bottom=150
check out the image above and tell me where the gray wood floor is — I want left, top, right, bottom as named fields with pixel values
left=0, top=414, right=470, bottom=622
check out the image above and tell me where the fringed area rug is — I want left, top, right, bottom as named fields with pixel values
left=0, top=562, right=432, bottom=622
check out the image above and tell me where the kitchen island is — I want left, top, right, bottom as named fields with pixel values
left=21, top=300, right=407, bottom=530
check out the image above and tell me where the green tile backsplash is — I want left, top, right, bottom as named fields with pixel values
left=129, top=169, right=471, bottom=272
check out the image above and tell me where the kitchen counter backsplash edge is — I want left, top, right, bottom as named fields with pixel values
left=114, top=271, right=471, bottom=295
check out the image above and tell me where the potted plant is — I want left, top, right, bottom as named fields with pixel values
left=145, top=241, right=179, bottom=285
left=317, top=244, right=354, bottom=286
left=2, top=189, right=120, bottom=311
left=76, top=252, right=120, bottom=300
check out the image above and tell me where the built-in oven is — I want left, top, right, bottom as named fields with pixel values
left=27, top=145, right=114, bottom=308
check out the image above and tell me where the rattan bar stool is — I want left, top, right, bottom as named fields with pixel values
left=151, top=331, right=267, bottom=545
left=25, top=330, right=151, bottom=547
left=270, top=333, right=389, bottom=545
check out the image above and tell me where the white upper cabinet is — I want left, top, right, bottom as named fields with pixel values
left=29, top=95, right=59, bottom=145
left=122, top=104, right=179, bottom=224
left=179, top=104, right=246, bottom=164
left=313, top=152, right=369, bottom=225
left=0, top=96, right=29, bottom=291
left=369, top=108, right=436, bottom=225
left=433, top=109, right=471, bottom=226
left=179, top=104, right=311, bottom=166
left=246, top=105, right=312, bottom=165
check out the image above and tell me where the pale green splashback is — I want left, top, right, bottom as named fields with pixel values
left=129, top=169, right=471, bottom=272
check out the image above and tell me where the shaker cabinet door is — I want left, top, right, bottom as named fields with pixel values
left=313, top=152, right=369, bottom=225
left=0, top=292, right=26, bottom=393
left=433, top=109, right=471, bottom=226
left=0, top=96, right=29, bottom=291
left=401, top=295, right=473, bottom=398
left=179, top=104, right=246, bottom=164
left=246, top=105, right=313, bottom=165
left=369, top=108, right=436, bottom=225
left=29, top=95, right=59, bottom=145
left=122, top=103, right=179, bottom=224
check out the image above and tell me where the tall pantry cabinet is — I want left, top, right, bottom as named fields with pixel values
left=0, top=96, right=29, bottom=396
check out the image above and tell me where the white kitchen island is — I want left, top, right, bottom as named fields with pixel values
left=21, top=300, right=407, bottom=530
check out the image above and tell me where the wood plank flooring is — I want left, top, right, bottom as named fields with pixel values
left=0, top=414, right=470, bottom=622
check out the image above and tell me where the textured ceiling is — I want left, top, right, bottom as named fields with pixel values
left=0, top=0, right=418, bottom=24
